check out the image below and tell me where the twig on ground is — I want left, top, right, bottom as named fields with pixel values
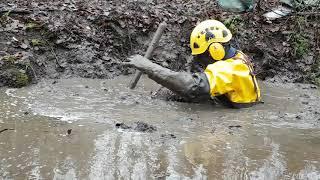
left=27, top=58, right=39, bottom=82
left=0, top=128, right=15, bottom=134
left=43, top=39, right=62, bottom=68
left=0, top=9, right=32, bottom=15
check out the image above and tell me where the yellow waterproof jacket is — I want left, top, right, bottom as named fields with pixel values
left=204, top=51, right=261, bottom=104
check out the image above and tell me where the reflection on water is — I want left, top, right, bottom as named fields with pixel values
left=0, top=76, right=319, bottom=179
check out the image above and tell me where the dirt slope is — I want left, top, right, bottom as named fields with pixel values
left=0, top=0, right=319, bottom=87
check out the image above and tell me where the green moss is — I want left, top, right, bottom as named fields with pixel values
left=1, top=55, right=18, bottom=64
left=26, top=22, right=38, bottom=30
left=25, top=21, right=43, bottom=31
left=223, top=16, right=243, bottom=34
left=291, top=33, right=310, bottom=58
left=15, top=71, right=29, bottom=87
left=1, top=55, right=31, bottom=87
left=0, top=11, right=10, bottom=25
left=31, top=39, right=45, bottom=46
left=295, top=16, right=305, bottom=26
left=10, top=69, right=30, bottom=88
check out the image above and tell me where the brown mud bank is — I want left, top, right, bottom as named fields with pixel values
left=1, top=0, right=319, bottom=88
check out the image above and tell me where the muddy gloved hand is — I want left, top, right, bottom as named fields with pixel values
left=124, top=54, right=210, bottom=101
left=124, top=54, right=156, bottom=71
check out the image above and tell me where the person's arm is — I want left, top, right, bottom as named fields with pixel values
left=124, top=55, right=210, bottom=101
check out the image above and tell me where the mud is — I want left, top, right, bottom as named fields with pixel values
left=116, top=121, right=157, bottom=133
left=1, top=1, right=320, bottom=178
left=0, top=76, right=320, bottom=179
left=1, top=0, right=319, bottom=88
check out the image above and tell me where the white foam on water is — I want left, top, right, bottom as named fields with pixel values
left=248, top=141, right=286, bottom=180
left=130, top=134, right=148, bottom=180
left=27, top=148, right=43, bottom=180
left=53, top=157, right=77, bottom=180
left=296, top=163, right=320, bottom=180
left=89, top=133, right=117, bottom=180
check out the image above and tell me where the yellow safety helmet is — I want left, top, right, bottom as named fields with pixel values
left=190, top=20, right=232, bottom=60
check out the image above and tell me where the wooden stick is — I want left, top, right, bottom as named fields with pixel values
left=128, top=22, right=167, bottom=89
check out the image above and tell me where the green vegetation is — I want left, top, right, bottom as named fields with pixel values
left=26, top=22, right=39, bottom=30
left=0, top=11, right=10, bottom=25
left=11, top=69, right=29, bottom=88
left=25, top=21, right=43, bottom=31
left=291, top=33, right=310, bottom=58
left=223, top=15, right=243, bottom=34
left=1, top=54, right=31, bottom=87
left=31, top=39, right=46, bottom=46
left=1, top=55, right=18, bottom=64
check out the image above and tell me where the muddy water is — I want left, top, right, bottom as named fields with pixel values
left=0, top=76, right=320, bottom=180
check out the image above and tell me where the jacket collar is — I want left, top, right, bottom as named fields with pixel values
left=223, top=46, right=237, bottom=60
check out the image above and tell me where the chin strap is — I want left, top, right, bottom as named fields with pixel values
left=223, top=46, right=237, bottom=60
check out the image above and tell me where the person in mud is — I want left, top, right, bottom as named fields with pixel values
left=125, top=20, right=261, bottom=108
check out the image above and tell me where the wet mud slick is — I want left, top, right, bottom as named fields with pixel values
left=1, top=76, right=320, bottom=179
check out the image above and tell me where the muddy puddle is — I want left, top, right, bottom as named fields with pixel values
left=0, top=76, right=320, bottom=179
